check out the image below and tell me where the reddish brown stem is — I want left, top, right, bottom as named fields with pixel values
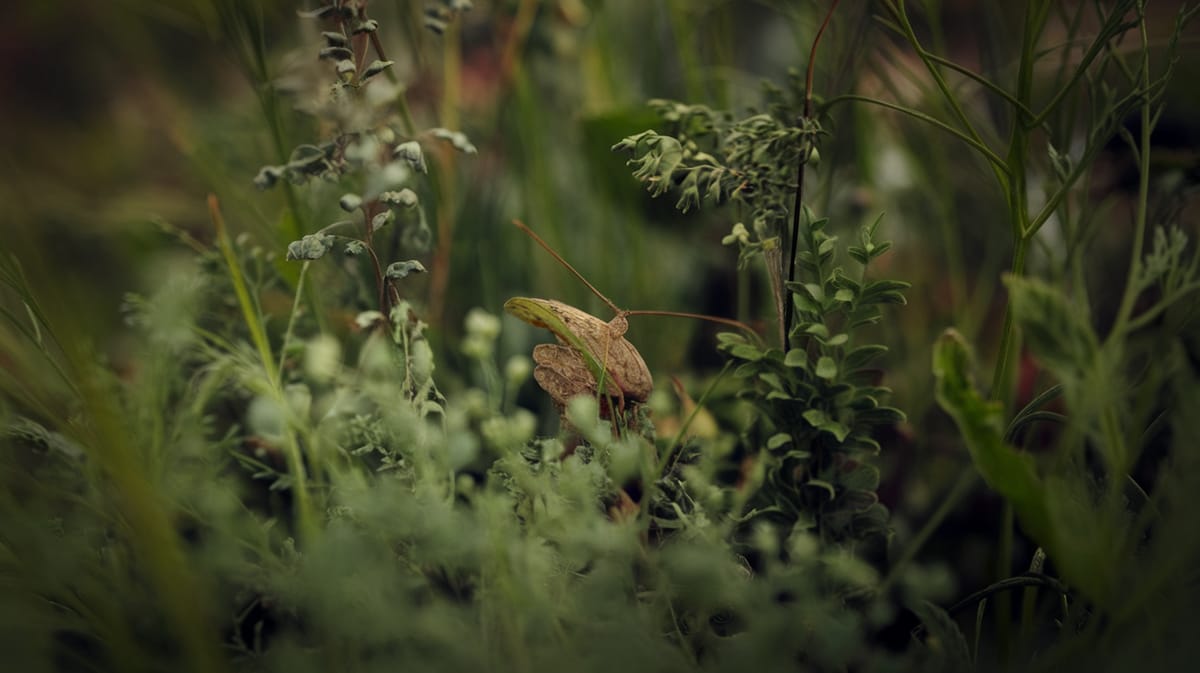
left=784, top=0, right=841, bottom=339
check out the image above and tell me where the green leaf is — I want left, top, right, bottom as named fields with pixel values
left=370, top=210, right=395, bottom=231
left=767, top=433, right=792, bottom=450
left=841, top=464, right=880, bottom=491
left=815, top=356, right=837, bottom=380
left=381, top=188, right=419, bottom=208
left=319, top=46, right=353, bottom=61
left=758, top=372, right=784, bottom=391
left=253, top=165, right=284, bottom=190
left=321, top=31, right=348, bottom=46
left=352, top=19, right=380, bottom=34
left=430, top=128, right=478, bottom=154
left=1004, top=274, right=1098, bottom=382
left=911, top=601, right=971, bottom=672
left=393, top=141, right=427, bottom=173
left=844, top=344, right=887, bottom=370
left=784, top=348, right=808, bottom=369
left=802, top=408, right=849, bottom=442
left=860, top=279, right=910, bottom=305
left=286, top=233, right=335, bottom=261
left=805, top=323, right=830, bottom=339
left=855, top=406, right=905, bottom=425
left=385, top=260, right=427, bottom=279
left=728, top=344, right=764, bottom=361
left=932, top=329, right=1051, bottom=545
left=805, top=479, right=836, bottom=501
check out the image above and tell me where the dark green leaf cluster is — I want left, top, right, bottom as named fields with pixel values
left=717, top=211, right=907, bottom=550
left=613, top=95, right=822, bottom=246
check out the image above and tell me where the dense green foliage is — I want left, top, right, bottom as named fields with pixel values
left=3, top=1, right=1200, bottom=672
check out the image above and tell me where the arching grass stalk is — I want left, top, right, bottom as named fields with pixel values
left=210, top=195, right=318, bottom=543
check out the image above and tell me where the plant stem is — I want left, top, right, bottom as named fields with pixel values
left=996, top=501, right=1015, bottom=665
left=210, top=195, right=318, bottom=544
left=880, top=467, right=978, bottom=595
left=1108, top=2, right=1152, bottom=342
left=784, top=0, right=841, bottom=337
left=989, top=240, right=1027, bottom=403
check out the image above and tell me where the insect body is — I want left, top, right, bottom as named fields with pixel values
left=503, top=297, right=652, bottom=410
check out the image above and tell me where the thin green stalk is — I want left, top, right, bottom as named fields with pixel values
left=996, top=501, right=1015, bottom=666
left=988, top=240, right=1027, bottom=405
left=1028, top=1, right=1140, bottom=128
left=1108, top=3, right=1152, bottom=342
left=988, top=0, right=1047, bottom=406
left=210, top=195, right=318, bottom=543
left=880, top=0, right=1010, bottom=194
left=824, top=94, right=1010, bottom=174
left=658, top=361, right=734, bottom=481
left=1095, top=3, right=1151, bottom=485
left=880, top=467, right=978, bottom=595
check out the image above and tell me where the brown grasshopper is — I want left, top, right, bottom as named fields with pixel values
left=504, top=220, right=755, bottom=427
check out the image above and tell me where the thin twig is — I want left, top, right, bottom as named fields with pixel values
left=514, top=219, right=622, bottom=315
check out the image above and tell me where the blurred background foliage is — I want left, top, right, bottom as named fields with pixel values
left=1, top=0, right=1199, bottom=668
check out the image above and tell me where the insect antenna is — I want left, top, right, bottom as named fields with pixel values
left=513, top=219, right=623, bottom=316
